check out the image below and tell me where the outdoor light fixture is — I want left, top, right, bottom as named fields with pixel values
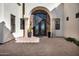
left=76, top=12, right=79, bottom=18
left=66, top=17, right=69, bottom=21
left=17, top=3, right=21, bottom=6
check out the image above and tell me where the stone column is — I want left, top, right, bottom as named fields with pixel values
left=30, top=15, right=34, bottom=37
left=25, top=18, right=28, bottom=37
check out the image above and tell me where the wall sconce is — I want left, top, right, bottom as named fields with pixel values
left=17, top=3, right=21, bottom=6
left=66, top=17, right=69, bottom=21
left=76, top=12, right=79, bottom=18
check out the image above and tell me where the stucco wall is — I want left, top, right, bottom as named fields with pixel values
left=64, top=3, right=79, bottom=40
left=0, top=4, right=4, bottom=43
left=0, top=3, right=23, bottom=43
left=51, top=4, right=64, bottom=37
left=0, top=22, right=3, bottom=43
left=25, top=3, right=58, bottom=16
left=0, top=3, right=4, bottom=23
left=3, top=3, right=23, bottom=38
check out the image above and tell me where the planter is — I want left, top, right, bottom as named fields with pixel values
left=28, top=32, right=32, bottom=37
left=48, top=32, right=51, bottom=38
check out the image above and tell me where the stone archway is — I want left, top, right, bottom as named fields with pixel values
left=30, top=6, right=50, bottom=36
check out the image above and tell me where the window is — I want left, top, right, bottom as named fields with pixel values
left=11, top=14, right=15, bottom=33
left=55, top=18, right=60, bottom=30
left=20, top=18, right=25, bottom=29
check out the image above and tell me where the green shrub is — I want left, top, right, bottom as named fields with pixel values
left=65, top=37, right=75, bottom=42
left=65, top=37, right=79, bottom=46
left=74, top=41, right=79, bottom=46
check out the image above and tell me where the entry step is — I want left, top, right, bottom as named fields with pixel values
left=15, top=37, right=40, bottom=43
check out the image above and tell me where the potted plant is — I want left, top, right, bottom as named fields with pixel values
left=27, top=25, right=32, bottom=37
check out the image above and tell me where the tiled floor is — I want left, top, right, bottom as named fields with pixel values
left=0, top=37, right=79, bottom=56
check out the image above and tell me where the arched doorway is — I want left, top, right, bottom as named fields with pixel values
left=31, top=6, right=50, bottom=37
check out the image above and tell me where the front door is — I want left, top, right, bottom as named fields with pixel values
left=33, top=13, right=47, bottom=36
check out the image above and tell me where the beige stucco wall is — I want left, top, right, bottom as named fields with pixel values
left=64, top=3, right=79, bottom=40
left=3, top=3, right=23, bottom=38
left=0, top=3, right=23, bottom=43
left=0, top=3, right=4, bottom=23
left=51, top=4, right=64, bottom=37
